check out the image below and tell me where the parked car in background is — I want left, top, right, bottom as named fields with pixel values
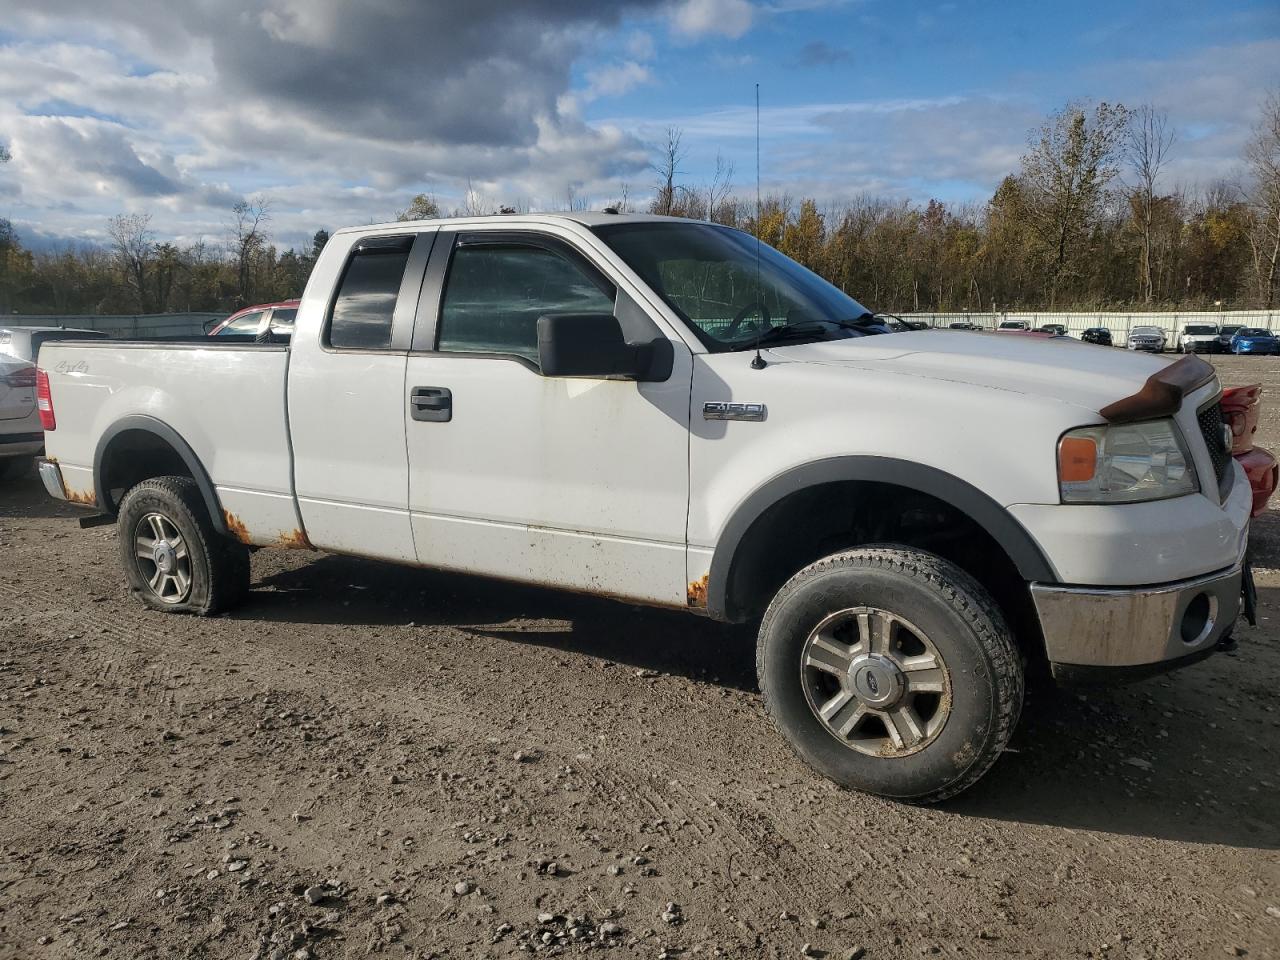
left=207, top=300, right=300, bottom=338
left=1230, top=328, right=1280, bottom=355
left=1218, top=325, right=1244, bottom=352
left=35, top=211, right=1254, bottom=804
left=996, top=320, right=1030, bottom=332
left=948, top=321, right=981, bottom=330
left=1, top=326, right=109, bottom=482
left=1, top=325, right=108, bottom=363
left=1222, top=384, right=1277, bottom=517
left=1127, top=326, right=1167, bottom=352
left=1080, top=327, right=1113, bottom=346
left=1035, top=324, right=1067, bottom=336
left=1178, top=324, right=1220, bottom=354
left=0, top=356, right=42, bottom=481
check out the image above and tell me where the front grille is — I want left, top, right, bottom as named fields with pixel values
left=1197, top=400, right=1230, bottom=494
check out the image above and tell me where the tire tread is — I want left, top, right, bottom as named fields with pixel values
left=757, top=545, right=1023, bottom=804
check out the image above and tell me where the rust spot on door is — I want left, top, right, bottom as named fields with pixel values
left=687, top=574, right=709, bottom=608
left=276, top=528, right=313, bottom=550
left=222, top=511, right=252, bottom=544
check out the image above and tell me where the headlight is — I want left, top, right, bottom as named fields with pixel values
left=1058, top=419, right=1199, bottom=503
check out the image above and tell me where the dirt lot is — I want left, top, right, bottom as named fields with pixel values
left=2, top=355, right=1279, bottom=960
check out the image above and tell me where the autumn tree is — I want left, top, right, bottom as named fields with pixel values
left=1020, top=101, right=1129, bottom=305
left=396, top=194, right=440, bottom=221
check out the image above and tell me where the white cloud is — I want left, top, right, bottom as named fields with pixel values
left=670, top=0, right=755, bottom=39
left=583, top=61, right=654, bottom=101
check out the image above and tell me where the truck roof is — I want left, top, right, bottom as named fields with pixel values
left=331, top=211, right=709, bottom=237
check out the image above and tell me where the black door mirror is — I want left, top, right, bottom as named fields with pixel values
left=537, top=313, right=644, bottom=379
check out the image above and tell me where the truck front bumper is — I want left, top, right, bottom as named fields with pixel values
left=1031, top=560, right=1244, bottom=682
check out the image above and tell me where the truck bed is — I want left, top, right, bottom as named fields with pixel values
left=38, top=339, right=301, bottom=544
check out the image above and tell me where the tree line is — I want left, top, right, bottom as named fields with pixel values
left=1, top=90, right=1278, bottom=318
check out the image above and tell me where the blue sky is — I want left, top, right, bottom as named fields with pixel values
left=0, top=0, right=1276, bottom=250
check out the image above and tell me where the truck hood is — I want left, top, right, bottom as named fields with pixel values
left=764, top=331, right=1176, bottom=415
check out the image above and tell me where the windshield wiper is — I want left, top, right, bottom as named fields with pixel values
left=747, top=314, right=888, bottom=349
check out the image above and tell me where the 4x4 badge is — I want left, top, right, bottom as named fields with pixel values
left=703, top=402, right=766, bottom=422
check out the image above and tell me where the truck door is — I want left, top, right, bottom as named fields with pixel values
left=402, top=229, right=692, bottom=607
left=288, top=230, right=435, bottom=561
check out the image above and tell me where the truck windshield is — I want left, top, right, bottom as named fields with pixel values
left=593, top=221, right=879, bottom=352
left=1184, top=326, right=1216, bottom=335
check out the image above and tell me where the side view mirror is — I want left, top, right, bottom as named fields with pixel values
left=537, top=313, right=645, bottom=380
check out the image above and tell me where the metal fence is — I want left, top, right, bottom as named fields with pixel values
left=896, top=310, right=1280, bottom=338
left=3, top=313, right=223, bottom=338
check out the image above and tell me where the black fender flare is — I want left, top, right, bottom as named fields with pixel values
left=705, top=456, right=1058, bottom=621
left=93, top=415, right=229, bottom=537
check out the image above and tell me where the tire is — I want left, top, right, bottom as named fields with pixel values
left=757, top=546, right=1023, bottom=804
left=117, top=476, right=250, bottom=616
left=0, top=456, right=35, bottom=482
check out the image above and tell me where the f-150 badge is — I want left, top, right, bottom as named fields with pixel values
left=703, top=401, right=766, bottom=422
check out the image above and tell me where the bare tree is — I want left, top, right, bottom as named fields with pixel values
left=707, top=151, right=735, bottom=224
left=651, top=126, right=687, bottom=216
left=1245, top=88, right=1280, bottom=308
left=565, top=183, right=589, bottom=212
left=1124, top=104, right=1175, bottom=304
left=228, top=196, right=271, bottom=306
left=107, top=212, right=154, bottom=312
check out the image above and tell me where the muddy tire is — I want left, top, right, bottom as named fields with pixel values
left=117, top=476, right=250, bottom=616
left=757, top=546, right=1023, bottom=804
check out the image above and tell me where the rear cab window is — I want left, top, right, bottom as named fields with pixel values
left=327, top=236, right=415, bottom=350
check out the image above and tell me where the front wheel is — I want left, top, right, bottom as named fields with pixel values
left=757, top=546, right=1023, bottom=803
left=117, top=476, right=250, bottom=615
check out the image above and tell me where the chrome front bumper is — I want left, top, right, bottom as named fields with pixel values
left=38, top=458, right=66, bottom=500
left=1031, top=561, right=1242, bottom=672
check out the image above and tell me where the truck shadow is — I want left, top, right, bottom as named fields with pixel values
left=242, top=553, right=1278, bottom=850
left=245, top=553, right=760, bottom=691
left=0, top=473, right=84, bottom=521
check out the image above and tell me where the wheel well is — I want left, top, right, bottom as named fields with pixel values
left=723, top=480, right=1045, bottom=668
left=99, top=429, right=195, bottom=514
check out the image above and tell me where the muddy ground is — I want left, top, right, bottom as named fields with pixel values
left=2, top=355, right=1279, bottom=960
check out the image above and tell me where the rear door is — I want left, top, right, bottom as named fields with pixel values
left=288, top=231, right=435, bottom=561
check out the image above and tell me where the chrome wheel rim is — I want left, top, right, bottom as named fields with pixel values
left=133, top=512, right=193, bottom=604
left=800, top=606, right=951, bottom=757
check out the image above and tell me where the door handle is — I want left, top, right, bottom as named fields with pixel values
left=409, top=386, right=452, bottom=422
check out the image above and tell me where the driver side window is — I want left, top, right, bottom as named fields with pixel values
left=436, top=243, right=616, bottom=363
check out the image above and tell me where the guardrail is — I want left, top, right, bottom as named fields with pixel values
left=896, top=311, right=1280, bottom=338
left=3, top=313, right=223, bottom=338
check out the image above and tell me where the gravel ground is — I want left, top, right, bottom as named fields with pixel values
left=1, top=354, right=1279, bottom=960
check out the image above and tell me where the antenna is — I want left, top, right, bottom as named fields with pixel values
left=750, top=82, right=767, bottom=371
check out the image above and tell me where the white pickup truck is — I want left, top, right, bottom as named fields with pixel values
left=35, top=213, right=1252, bottom=803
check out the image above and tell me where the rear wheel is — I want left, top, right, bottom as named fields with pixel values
left=117, top=476, right=249, bottom=615
left=757, top=546, right=1023, bottom=803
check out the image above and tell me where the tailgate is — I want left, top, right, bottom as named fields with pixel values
left=0, top=359, right=36, bottom=421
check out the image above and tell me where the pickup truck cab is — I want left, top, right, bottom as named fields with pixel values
left=35, top=213, right=1252, bottom=803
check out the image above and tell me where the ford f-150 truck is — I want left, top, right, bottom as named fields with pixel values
left=34, top=213, right=1253, bottom=803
